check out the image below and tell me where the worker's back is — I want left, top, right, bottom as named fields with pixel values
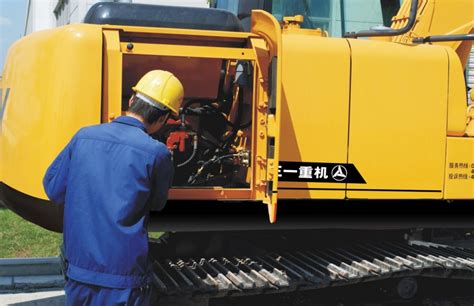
left=44, top=116, right=173, bottom=288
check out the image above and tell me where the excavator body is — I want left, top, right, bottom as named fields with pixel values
left=1, top=1, right=472, bottom=226
left=1, top=1, right=474, bottom=303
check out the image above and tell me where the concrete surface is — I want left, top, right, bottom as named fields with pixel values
left=0, top=258, right=64, bottom=293
left=0, top=290, right=65, bottom=306
left=0, top=258, right=61, bottom=277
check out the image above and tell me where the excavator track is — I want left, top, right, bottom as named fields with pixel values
left=149, top=240, right=474, bottom=299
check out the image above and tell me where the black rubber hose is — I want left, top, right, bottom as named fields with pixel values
left=188, top=154, right=237, bottom=184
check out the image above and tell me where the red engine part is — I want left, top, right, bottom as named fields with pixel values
left=167, top=130, right=190, bottom=152
left=166, top=118, right=181, bottom=126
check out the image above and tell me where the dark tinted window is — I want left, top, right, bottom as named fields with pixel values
left=381, top=0, right=401, bottom=26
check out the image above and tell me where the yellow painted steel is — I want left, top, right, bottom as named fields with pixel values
left=251, top=10, right=283, bottom=223
left=346, top=40, right=448, bottom=199
left=102, top=30, right=122, bottom=122
left=121, top=43, right=256, bottom=60
left=250, top=37, right=272, bottom=204
left=418, top=0, right=473, bottom=66
left=2, top=1, right=474, bottom=223
left=467, top=106, right=474, bottom=137
left=1, top=24, right=102, bottom=199
left=114, top=29, right=262, bottom=201
left=444, top=137, right=474, bottom=199
left=169, top=188, right=251, bottom=200
left=393, top=0, right=473, bottom=68
left=445, top=46, right=469, bottom=136
left=278, top=35, right=351, bottom=199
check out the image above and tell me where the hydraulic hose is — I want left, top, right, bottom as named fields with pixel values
left=188, top=153, right=238, bottom=184
left=177, top=134, right=198, bottom=168
left=413, top=34, right=474, bottom=44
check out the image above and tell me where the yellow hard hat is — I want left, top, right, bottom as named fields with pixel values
left=132, top=70, right=184, bottom=115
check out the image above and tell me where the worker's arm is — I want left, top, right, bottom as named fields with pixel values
left=43, top=138, right=75, bottom=205
left=149, top=150, right=174, bottom=211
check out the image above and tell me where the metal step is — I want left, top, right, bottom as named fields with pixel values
left=149, top=240, right=474, bottom=298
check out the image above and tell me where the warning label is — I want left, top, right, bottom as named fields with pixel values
left=447, top=162, right=474, bottom=180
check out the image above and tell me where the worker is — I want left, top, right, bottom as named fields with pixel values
left=43, top=70, right=184, bottom=306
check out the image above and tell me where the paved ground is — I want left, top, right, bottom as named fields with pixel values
left=0, top=257, right=64, bottom=294
left=0, top=257, right=64, bottom=305
left=0, top=290, right=65, bottom=306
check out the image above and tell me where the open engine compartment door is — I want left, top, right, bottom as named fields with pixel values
left=102, top=15, right=283, bottom=223
left=251, top=10, right=283, bottom=223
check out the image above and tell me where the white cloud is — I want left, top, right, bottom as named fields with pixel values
left=0, top=16, right=12, bottom=27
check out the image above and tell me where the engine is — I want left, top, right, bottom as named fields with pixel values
left=155, top=61, right=253, bottom=188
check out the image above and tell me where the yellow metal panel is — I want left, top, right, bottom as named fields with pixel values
left=1, top=24, right=102, bottom=199
left=278, top=35, right=351, bottom=199
left=391, top=0, right=431, bottom=42
left=169, top=188, right=251, bottom=200
left=250, top=38, right=272, bottom=203
left=347, top=40, right=448, bottom=199
left=251, top=10, right=283, bottom=223
left=278, top=188, right=343, bottom=199
left=444, top=137, right=474, bottom=199
left=103, top=30, right=123, bottom=122
left=121, top=43, right=255, bottom=60
left=423, top=0, right=473, bottom=56
left=445, top=46, right=469, bottom=136
left=393, top=0, right=473, bottom=67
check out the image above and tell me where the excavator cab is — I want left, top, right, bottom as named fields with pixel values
left=213, top=0, right=402, bottom=35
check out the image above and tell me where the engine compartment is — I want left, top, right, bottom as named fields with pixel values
left=122, top=54, right=254, bottom=188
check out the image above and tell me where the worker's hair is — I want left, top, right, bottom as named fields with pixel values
left=128, top=95, right=169, bottom=125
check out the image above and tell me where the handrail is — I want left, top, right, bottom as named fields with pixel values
left=413, top=34, right=474, bottom=44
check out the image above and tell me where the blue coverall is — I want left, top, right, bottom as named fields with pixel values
left=43, top=116, right=173, bottom=306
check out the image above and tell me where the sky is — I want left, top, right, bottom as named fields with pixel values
left=0, top=0, right=28, bottom=74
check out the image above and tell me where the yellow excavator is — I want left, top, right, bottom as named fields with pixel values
left=1, top=0, right=473, bottom=304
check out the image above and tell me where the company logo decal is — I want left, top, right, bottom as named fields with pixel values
left=331, top=165, right=348, bottom=181
left=278, top=161, right=366, bottom=184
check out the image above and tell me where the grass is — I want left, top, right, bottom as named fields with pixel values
left=0, top=208, right=163, bottom=258
left=0, top=209, right=62, bottom=258
left=149, top=232, right=163, bottom=239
